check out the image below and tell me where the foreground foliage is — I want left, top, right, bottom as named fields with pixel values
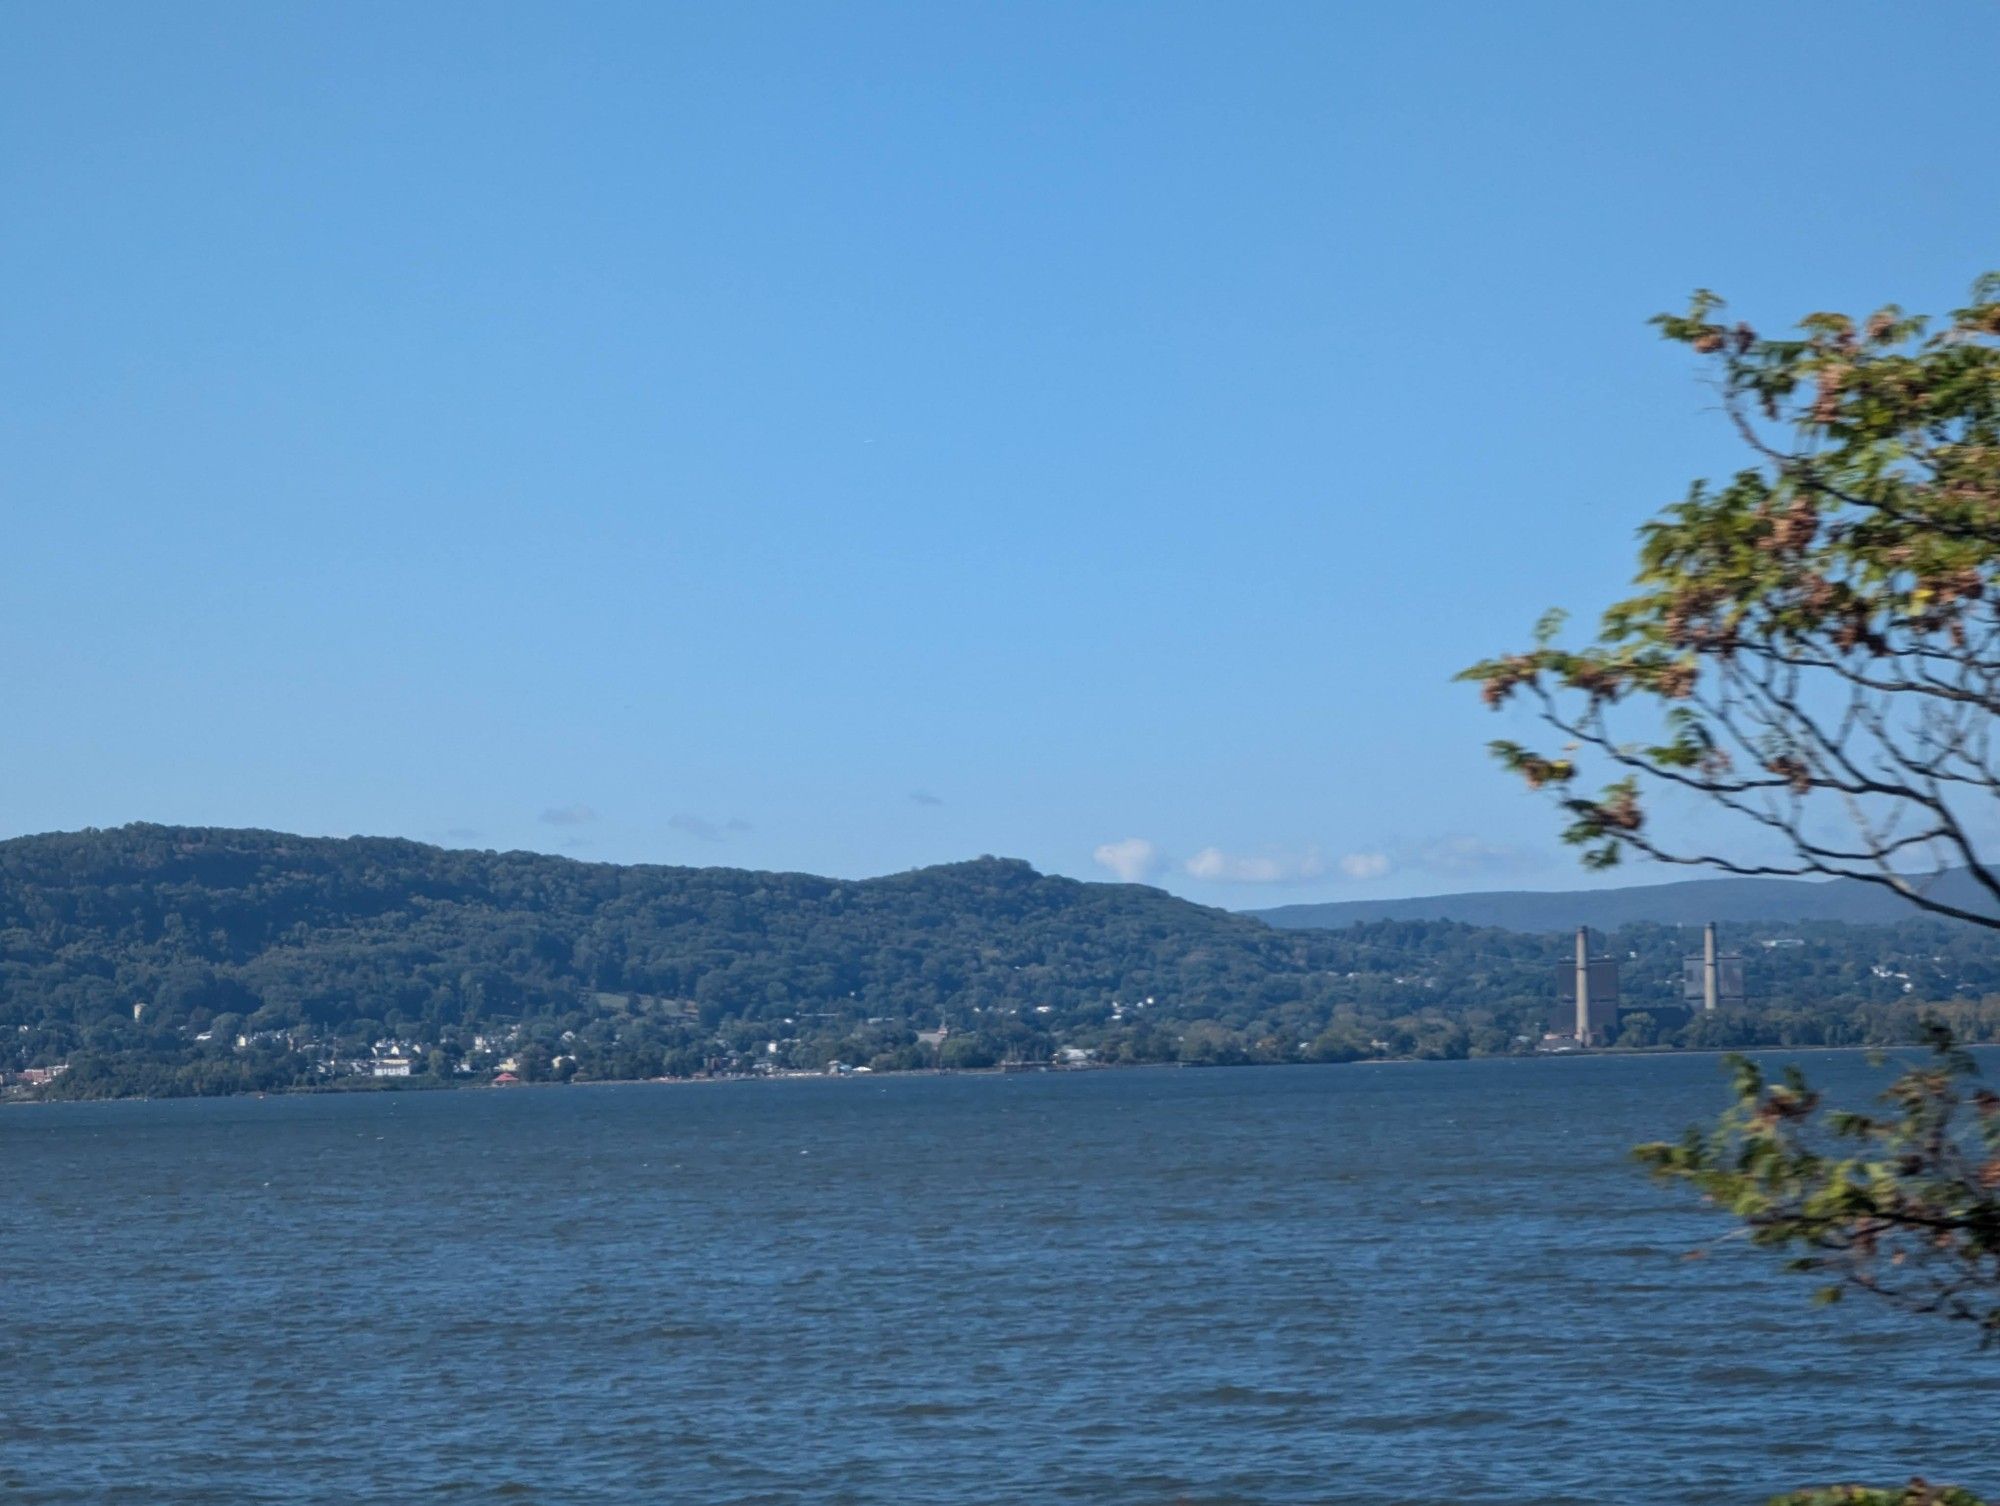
left=1639, top=1025, right=2000, bottom=1337
left=1642, top=1029, right=2000, bottom=1503
left=1456, top=274, right=2000, bottom=1505
left=1467, top=276, right=2000, bottom=925
left=1769, top=1487, right=1988, bottom=1506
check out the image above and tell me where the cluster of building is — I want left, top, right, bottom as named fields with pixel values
left=202, top=1026, right=552, bottom=1081
left=0, top=1064, right=69, bottom=1092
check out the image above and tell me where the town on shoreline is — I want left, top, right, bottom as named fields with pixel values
left=2, top=1034, right=1968, bottom=1108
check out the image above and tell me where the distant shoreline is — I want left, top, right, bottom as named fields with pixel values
left=7, top=1040, right=1969, bottom=1109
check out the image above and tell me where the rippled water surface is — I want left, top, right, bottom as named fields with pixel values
left=4, top=1053, right=1996, bottom=1504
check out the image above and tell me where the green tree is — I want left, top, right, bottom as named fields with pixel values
left=1641, top=1026, right=2000, bottom=1341
left=937, top=1035, right=997, bottom=1070
left=1462, top=279, right=2000, bottom=1501
left=1767, top=1488, right=1987, bottom=1506
left=1638, top=1026, right=2000, bottom=1504
left=1465, top=277, right=2000, bottom=924
left=1613, top=1010, right=1659, bottom=1049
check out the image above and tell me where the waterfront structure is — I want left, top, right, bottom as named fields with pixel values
left=1556, top=927, right=1620, bottom=1045
left=1682, top=923, right=1746, bottom=1011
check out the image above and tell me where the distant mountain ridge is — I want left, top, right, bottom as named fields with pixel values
left=12, top=825, right=2000, bottom=1100
left=0, top=821, right=1388, bottom=1053
left=1249, top=869, right=2000, bottom=934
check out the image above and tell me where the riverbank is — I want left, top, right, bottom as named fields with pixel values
left=8, top=1037, right=1976, bottom=1108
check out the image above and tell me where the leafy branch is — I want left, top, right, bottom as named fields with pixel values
left=1464, top=277, right=2000, bottom=926
left=1638, top=1024, right=2000, bottom=1340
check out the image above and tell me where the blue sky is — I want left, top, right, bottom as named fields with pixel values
left=5, top=1, right=1997, bottom=904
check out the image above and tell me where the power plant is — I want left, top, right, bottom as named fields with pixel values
left=1682, top=922, right=1745, bottom=1012
left=1555, top=921, right=1742, bottom=1046
left=1555, top=927, right=1622, bottom=1046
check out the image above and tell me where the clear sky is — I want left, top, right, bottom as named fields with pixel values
left=5, top=1, right=1998, bottom=904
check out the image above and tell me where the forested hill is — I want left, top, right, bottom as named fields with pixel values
left=13, top=824, right=2000, bottom=1098
left=2, top=823, right=1422, bottom=1083
left=4, top=822, right=1314, bottom=1025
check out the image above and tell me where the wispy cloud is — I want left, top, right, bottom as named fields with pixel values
left=910, top=790, right=944, bottom=807
left=1184, top=846, right=1327, bottom=884
left=1413, top=835, right=1526, bottom=876
left=540, top=804, right=597, bottom=827
left=1093, top=837, right=1167, bottom=883
left=1339, top=850, right=1392, bottom=880
left=669, top=813, right=752, bottom=842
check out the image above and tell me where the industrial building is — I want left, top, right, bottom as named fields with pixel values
left=1555, top=923, right=1734, bottom=1046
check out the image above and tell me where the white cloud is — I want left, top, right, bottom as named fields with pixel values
left=1184, top=846, right=1327, bottom=884
left=540, top=804, right=597, bottom=826
left=1093, top=837, right=1167, bottom=883
left=1339, top=850, right=1392, bottom=880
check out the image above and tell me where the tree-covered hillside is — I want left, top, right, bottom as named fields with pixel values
left=2, top=821, right=1371, bottom=1032
left=11, top=824, right=2000, bottom=1098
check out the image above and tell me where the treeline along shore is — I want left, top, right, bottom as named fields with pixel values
left=10, top=825, right=2000, bottom=1101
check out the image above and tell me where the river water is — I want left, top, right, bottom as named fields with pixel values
left=3, top=1052, right=1994, bottom=1504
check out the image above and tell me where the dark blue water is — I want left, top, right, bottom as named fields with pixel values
left=3, top=1052, right=1994, bottom=1505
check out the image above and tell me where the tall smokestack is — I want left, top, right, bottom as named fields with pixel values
left=1575, top=926, right=1591, bottom=1045
left=1703, top=922, right=1719, bottom=1014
